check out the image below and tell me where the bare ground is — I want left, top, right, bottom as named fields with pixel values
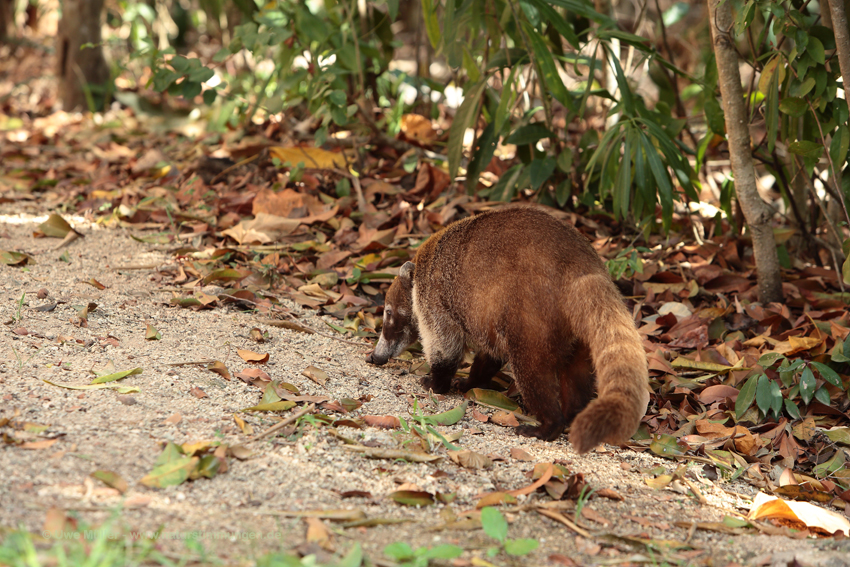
left=1, top=212, right=848, bottom=566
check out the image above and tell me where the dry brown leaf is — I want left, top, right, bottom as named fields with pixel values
left=491, top=410, right=520, bottom=427
left=475, top=492, right=517, bottom=508
left=233, top=413, right=253, bottom=435
left=221, top=213, right=300, bottom=244
left=508, top=462, right=553, bottom=496
left=21, top=439, right=58, bottom=450
left=363, top=415, right=401, bottom=429
left=748, top=492, right=850, bottom=535
left=302, top=365, right=328, bottom=385
left=42, top=507, right=68, bottom=535
left=189, top=387, right=207, bottom=399
left=268, top=146, right=347, bottom=169
left=449, top=450, right=492, bottom=469
left=207, top=361, right=231, bottom=380
left=229, top=445, right=254, bottom=459
left=399, top=114, right=437, bottom=143
left=510, top=447, right=534, bottom=461
left=580, top=507, right=611, bottom=526
left=164, top=413, right=182, bottom=425
left=472, top=408, right=489, bottom=422
left=237, top=349, right=270, bottom=364
left=235, top=368, right=272, bottom=387
left=304, top=517, right=334, bottom=550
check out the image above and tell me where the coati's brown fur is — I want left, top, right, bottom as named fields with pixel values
left=366, top=207, right=650, bottom=454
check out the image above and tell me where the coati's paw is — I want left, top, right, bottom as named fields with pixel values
left=517, top=422, right=565, bottom=442
left=451, top=377, right=476, bottom=392
left=420, top=375, right=451, bottom=394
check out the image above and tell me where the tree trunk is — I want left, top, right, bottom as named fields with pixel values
left=707, top=0, right=783, bottom=303
left=57, top=0, right=109, bottom=111
left=0, top=0, right=14, bottom=41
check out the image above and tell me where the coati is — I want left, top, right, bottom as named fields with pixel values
left=366, top=206, right=650, bottom=454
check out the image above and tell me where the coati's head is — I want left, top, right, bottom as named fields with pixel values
left=366, top=261, right=418, bottom=366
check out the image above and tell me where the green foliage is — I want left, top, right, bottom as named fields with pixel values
left=479, top=507, right=539, bottom=557
left=128, top=0, right=701, bottom=231
left=606, top=246, right=647, bottom=280
left=734, top=347, right=850, bottom=421
left=383, top=542, right=463, bottom=567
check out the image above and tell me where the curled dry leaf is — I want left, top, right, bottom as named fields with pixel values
left=476, top=492, right=517, bottom=508
left=90, top=470, right=128, bottom=494
left=363, top=415, right=401, bottom=429
left=390, top=490, right=435, bottom=507
left=237, top=349, right=270, bottom=364
left=228, top=445, right=254, bottom=460
left=400, top=113, right=438, bottom=143
left=340, top=490, right=372, bottom=499
left=449, top=450, right=492, bottom=469
left=249, top=327, right=265, bottom=343
left=510, top=448, right=534, bottom=461
left=241, top=401, right=296, bottom=412
left=748, top=492, right=850, bottom=536
left=145, top=324, right=161, bottom=340
left=472, top=408, right=489, bottom=423
left=304, top=517, right=333, bottom=550
left=21, top=439, right=58, bottom=450
left=491, top=410, right=520, bottom=427
left=508, top=462, right=554, bottom=496
left=235, top=368, right=271, bottom=386
left=189, top=387, right=207, bottom=399
left=232, top=413, right=253, bottom=435
left=207, top=361, right=231, bottom=380
left=302, top=365, right=328, bottom=385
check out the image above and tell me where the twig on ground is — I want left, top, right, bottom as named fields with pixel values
left=247, top=403, right=316, bottom=443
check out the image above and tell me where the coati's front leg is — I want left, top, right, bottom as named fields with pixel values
left=421, top=354, right=462, bottom=394
left=454, top=352, right=503, bottom=392
left=418, top=317, right=464, bottom=394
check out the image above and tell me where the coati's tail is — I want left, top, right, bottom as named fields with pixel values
left=566, top=274, right=650, bottom=454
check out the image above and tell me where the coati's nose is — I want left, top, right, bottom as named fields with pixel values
left=366, top=351, right=388, bottom=365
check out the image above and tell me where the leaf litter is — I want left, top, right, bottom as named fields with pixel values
left=1, top=51, right=850, bottom=567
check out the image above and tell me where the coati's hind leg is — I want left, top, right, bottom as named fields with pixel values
left=511, top=346, right=567, bottom=441
left=454, top=353, right=503, bottom=392
left=559, top=341, right=596, bottom=425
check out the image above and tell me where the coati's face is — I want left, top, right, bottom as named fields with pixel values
left=366, top=261, right=418, bottom=366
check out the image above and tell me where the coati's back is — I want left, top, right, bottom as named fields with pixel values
left=413, top=206, right=649, bottom=453
left=414, top=207, right=607, bottom=352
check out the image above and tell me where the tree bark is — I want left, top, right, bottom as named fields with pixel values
left=0, top=0, right=14, bottom=41
left=57, top=0, right=109, bottom=111
left=707, top=0, right=783, bottom=303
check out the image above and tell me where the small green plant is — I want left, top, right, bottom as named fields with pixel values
left=574, top=485, right=596, bottom=524
left=480, top=507, right=539, bottom=557
left=14, top=291, right=25, bottom=322
left=12, top=345, right=44, bottom=370
left=383, top=542, right=463, bottom=567
left=735, top=347, right=849, bottom=421
left=398, top=399, right=466, bottom=451
left=606, top=247, right=647, bottom=281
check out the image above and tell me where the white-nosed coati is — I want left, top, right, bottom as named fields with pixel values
left=366, top=206, right=650, bottom=454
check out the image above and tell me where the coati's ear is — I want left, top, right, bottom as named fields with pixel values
left=399, top=261, right=415, bottom=280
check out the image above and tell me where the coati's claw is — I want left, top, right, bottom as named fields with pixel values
left=420, top=375, right=451, bottom=394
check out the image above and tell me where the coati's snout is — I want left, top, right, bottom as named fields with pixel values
left=366, top=262, right=418, bottom=366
